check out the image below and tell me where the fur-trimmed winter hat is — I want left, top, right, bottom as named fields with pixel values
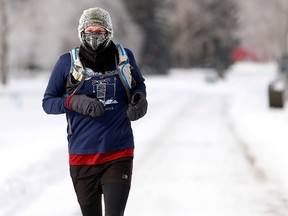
left=78, top=7, right=113, bottom=41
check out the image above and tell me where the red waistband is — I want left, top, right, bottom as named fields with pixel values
left=69, top=148, right=134, bottom=165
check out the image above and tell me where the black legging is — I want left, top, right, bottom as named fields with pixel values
left=71, top=158, right=133, bottom=216
left=80, top=182, right=130, bottom=216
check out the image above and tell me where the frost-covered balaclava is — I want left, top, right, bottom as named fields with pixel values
left=78, top=7, right=113, bottom=50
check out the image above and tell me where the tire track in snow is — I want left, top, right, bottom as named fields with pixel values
left=131, top=81, right=288, bottom=215
left=223, top=96, right=288, bottom=215
left=134, top=84, right=198, bottom=162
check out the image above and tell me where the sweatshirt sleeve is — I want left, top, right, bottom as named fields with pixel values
left=42, top=53, right=71, bottom=114
left=125, top=49, right=147, bottom=97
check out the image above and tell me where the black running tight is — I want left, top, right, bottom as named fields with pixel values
left=80, top=182, right=130, bottom=216
left=70, top=157, right=133, bottom=216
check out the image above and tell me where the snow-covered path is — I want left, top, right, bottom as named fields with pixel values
left=127, top=68, right=288, bottom=216
left=1, top=63, right=288, bottom=216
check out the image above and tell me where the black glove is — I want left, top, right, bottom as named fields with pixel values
left=68, top=95, right=105, bottom=117
left=127, top=92, right=148, bottom=121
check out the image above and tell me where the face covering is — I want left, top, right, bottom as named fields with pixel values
left=82, top=31, right=109, bottom=51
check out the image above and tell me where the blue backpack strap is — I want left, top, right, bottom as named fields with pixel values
left=70, top=48, right=77, bottom=66
left=69, top=48, right=86, bottom=82
left=66, top=48, right=87, bottom=135
left=66, top=48, right=87, bottom=95
left=116, top=44, right=133, bottom=100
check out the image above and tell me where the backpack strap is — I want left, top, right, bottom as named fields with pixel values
left=65, top=48, right=87, bottom=96
left=66, top=48, right=86, bottom=135
left=116, top=44, right=134, bottom=101
left=70, top=48, right=85, bottom=81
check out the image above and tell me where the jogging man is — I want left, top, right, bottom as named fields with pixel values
left=42, top=7, right=147, bottom=216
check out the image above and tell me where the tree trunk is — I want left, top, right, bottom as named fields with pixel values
left=0, top=0, right=8, bottom=85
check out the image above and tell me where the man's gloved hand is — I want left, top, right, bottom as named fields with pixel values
left=67, top=95, right=105, bottom=117
left=127, top=92, right=148, bottom=121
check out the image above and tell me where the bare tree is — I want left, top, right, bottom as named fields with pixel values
left=161, top=0, right=238, bottom=68
left=236, top=0, right=288, bottom=60
left=6, top=0, right=142, bottom=72
left=0, top=0, right=8, bottom=85
left=275, top=0, right=288, bottom=55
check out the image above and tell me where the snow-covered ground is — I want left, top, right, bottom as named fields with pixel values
left=1, top=62, right=288, bottom=216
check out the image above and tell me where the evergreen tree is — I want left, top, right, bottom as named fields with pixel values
left=123, top=0, right=171, bottom=74
left=198, top=0, right=238, bottom=72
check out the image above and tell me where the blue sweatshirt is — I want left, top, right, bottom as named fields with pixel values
left=42, top=47, right=146, bottom=154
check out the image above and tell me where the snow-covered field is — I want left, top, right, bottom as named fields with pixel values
left=1, top=62, right=288, bottom=216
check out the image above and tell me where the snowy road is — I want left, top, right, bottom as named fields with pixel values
left=128, top=68, right=288, bottom=216
left=1, top=62, right=288, bottom=216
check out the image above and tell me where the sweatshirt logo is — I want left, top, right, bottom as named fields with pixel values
left=122, top=174, right=129, bottom=180
left=91, top=76, right=118, bottom=107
